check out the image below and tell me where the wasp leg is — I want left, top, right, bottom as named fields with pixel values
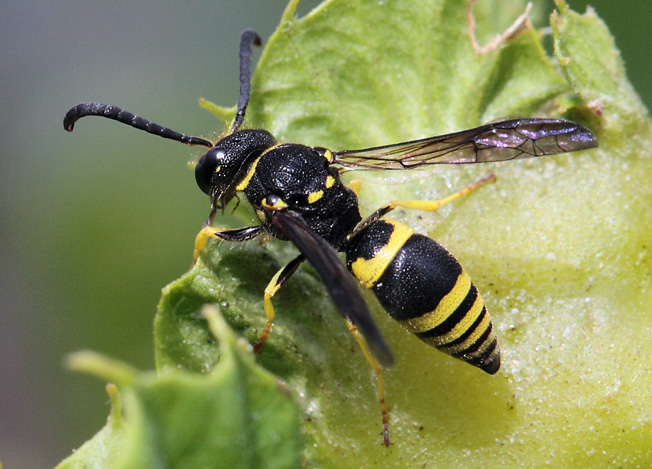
left=388, top=172, right=496, bottom=212
left=193, top=205, right=219, bottom=264
left=253, top=255, right=304, bottom=354
left=193, top=225, right=264, bottom=265
left=358, top=173, right=496, bottom=231
left=345, top=319, right=391, bottom=446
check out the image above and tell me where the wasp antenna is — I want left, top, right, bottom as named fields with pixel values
left=63, top=102, right=213, bottom=148
left=231, top=29, right=262, bottom=133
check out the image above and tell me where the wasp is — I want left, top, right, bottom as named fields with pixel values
left=63, top=29, right=598, bottom=446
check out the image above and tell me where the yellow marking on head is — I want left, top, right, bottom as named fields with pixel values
left=351, top=221, right=413, bottom=289
left=215, top=165, right=221, bottom=173
left=308, top=189, right=324, bottom=204
left=235, top=156, right=261, bottom=191
left=325, top=175, right=336, bottom=189
left=398, top=271, right=471, bottom=333
left=255, top=209, right=266, bottom=223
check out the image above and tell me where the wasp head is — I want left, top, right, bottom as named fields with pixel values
left=195, top=129, right=276, bottom=208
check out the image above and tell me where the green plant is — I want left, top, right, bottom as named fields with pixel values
left=59, top=0, right=652, bottom=467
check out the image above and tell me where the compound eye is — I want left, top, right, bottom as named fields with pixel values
left=195, top=147, right=226, bottom=195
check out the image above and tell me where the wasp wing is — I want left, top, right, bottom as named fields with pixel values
left=271, top=210, right=394, bottom=368
left=334, top=118, right=598, bottom=170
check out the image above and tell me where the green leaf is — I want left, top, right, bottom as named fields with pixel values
left=56, top=383, right=126, bottom=469
left=250, top=0, right=567, bottom=149
left=63, top=0, right=652, bottom=466
left=60, top=309, right=301, bottom=469
left=551, top=0, right=651, bottom=145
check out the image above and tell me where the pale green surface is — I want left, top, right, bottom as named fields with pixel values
left=59, top=0, right=652, bottom=466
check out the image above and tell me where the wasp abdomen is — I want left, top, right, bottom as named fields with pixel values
left=346, top=220, right=500, bottom=374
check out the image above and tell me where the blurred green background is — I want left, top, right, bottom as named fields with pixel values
left=0, top=0, right=649, bottom=467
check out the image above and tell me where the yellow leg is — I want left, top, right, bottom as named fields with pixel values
left=254, top=269, right=283, bottom=354
left=192, top=206, right=219, bottom=266
left=192, top=222, right=262, bottom=265
left=346, top=320, right=391, bottom=447
left=193, top=225, right=259, bottom=265
left=355, top=173, right=496, bottom=234
left=193, top=226, right=219, bottom=265
left=253, top=256, right=303, bottom=354
left=386, top=172, right=496, bottom=212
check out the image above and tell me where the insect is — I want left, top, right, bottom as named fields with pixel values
left=63, top=29, right=598, bottom=446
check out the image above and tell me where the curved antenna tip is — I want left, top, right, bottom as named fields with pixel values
left=62, top=101, right=213, bottom=148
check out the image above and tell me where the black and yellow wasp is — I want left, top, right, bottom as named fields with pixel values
left=64, top=30, right=598, bottom=446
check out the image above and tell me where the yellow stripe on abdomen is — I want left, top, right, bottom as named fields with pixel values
left=398, top=270, right=471, bottom=334
left=417, top=288, right=485, bottom=347
left=350, top=221, right=413, bottom=289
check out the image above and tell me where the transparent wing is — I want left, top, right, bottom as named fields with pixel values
left=334, top=118, right=598, bottom=170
